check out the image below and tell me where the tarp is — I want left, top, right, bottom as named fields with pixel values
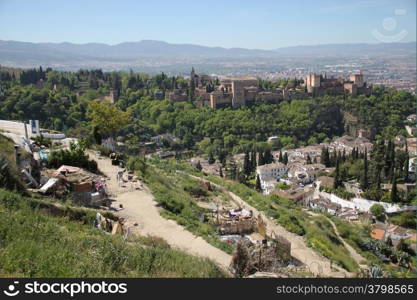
left=53, top=165, right=81, bottom=176
left=39, top=150, right=49, bottom=161
left=39, top=178, right=59, bottom=193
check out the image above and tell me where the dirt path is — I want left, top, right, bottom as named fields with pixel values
left=190, top=175, right=352, bottom=277
left=88, top=152, right=232, bottom=272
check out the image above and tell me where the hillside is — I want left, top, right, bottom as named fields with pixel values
left=0, top=188, right=227, bottom=277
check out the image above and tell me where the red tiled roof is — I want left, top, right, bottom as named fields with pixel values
left=371, top=228, right=385, bottom=240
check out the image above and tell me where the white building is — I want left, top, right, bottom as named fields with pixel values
left=256, top=162, right=288, bottom=180
left=256, top=163, right=289, bottom=195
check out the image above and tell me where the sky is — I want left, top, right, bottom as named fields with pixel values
left=0, top=0, right=415, bottom=49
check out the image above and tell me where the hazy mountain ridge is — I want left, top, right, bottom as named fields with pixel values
left=1, top=39, right=415, bottom=58
left=0, top=39, right=415, bottom=71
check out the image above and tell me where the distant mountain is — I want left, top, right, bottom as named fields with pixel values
left=0, top=39, right=274, bottom=59
left=273, top=42, right=416, bottom=56
left=0, top=39, right=415, bottom=71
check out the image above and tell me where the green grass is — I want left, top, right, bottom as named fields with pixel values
left=0, top=189, right=227, bottom=278
left=0, top=134, right=27, bottom=192
left=305, top=216, right=359, bottom=272
left=142, top=160, right=234, bottom=254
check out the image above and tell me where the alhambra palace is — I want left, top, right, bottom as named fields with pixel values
left=165, top=68, right=372, bottom=108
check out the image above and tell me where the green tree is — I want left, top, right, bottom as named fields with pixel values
left=403, top=141, right=409, bottom=181
left=360, top=149, right=369, bottom=190
left=92, top=125, right=102, bottom=145
left=195, top=161, right=202, bottom=172
left=255, top=174, right=262, bottom=192
left=208, top=151, right=215, bottom=165
left=370, top=204, right=385, bottom=219
left=278, top=150, right=283, bottom=163
left=188, top=68, right=195, bottom=103
left=333, top=158, right=342, bottom=189
left=87, top=100, right=131, bottom=137
left=390, top=175, right=400, bottom=203
left=282, top=152, right=288, bottom=165
left=243, top=151, right=251, bottom=176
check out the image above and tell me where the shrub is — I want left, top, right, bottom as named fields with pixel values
left=32, top=134, right=52, bottom=148
left=48, top=141, right=97, bottom=173
left=0, top=157, right=26, bottom=192
left=370, top=204, right=385, bottom=219
left=183, top=184, right=208, bottom=197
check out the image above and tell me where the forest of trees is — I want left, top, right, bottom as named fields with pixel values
left=0, top=66, right=415, bottom=159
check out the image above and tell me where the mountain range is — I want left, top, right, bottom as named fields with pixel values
left=0, top=39, right=415, bottom=72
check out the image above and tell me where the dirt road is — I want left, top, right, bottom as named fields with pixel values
left=89, top=152, right=232, bottom=272
left=190, top=175, right=353, bottom=277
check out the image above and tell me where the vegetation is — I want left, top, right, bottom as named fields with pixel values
left=0, top=188, right=226, bottom=277
left=86, top=100, right=131, bottom=138
left=331, top=217, right=415, bottom=277
left=390, top=211, right=417, bottom=229
left=48, top=139, right=98, bottom=172
left=131, top=158, right=235, bottom=254
left=0, top=134, right=26, bottom=192
left=370, top=204, right=385, bottom=219
left=163, top=159, right=367, bottom=272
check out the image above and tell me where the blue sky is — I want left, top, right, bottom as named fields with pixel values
left=0, top=0, right=415, bottom=49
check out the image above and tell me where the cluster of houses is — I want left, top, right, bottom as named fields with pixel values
left=256, top=162, right=327, bottom=195
left=371, top=223, right=416, bottom=248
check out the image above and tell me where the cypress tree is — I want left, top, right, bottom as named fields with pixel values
left=390, top=174, right=399, bottom=203
left=389, top=143, right=396, bottom=182
left=306, top=154, right=312, bottom=164
left=278, top=150, right=283, bottom=163
left=334, top=157, right=341, bottom=189
left=404, top=141, right=409, bottom=181
left=255, top=174, right=262, bottom=192
left=196, top=161, right=202, bottom=171
left=384, top=140, right=392, bottom=176
left=283, top=152, right=288, bottom=165
left=251, top=151, right=257, bottom=171
left=219, top=166, right=223, bottom=178
left=264, top=149, right=274, bottom=164
left=92, top=125, right=102, bottom=145
left=361, top=149, right=369, bottom=190
left=208, top=151, right=215, bottom=164
left=188, top=67, right=195, bottom=103
left=243, top=151, right=251, bottom=176
left=258, top=152, right=265, bottom=166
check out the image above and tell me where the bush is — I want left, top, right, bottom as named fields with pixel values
left=183, top=184, right=208, bottom=197
left=32, top=134, right=52, bottom=148
left=277, top=182, right=290, bottom=190
left=126, top=156, right=147, bottom=177
left=390, top=211, right=416, bottom=228
left=48, top=141, right=97, bottom=173
left=0, top=157, right=26, bottom=192
left=370, top=204, right=385, bottom=219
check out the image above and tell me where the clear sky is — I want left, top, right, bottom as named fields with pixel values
left=0, top=0, right=415, bottom=49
